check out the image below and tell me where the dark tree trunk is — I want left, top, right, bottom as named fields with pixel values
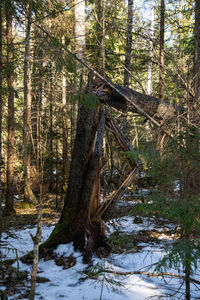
left=91, top=74, right=177, bottom=121
left=0, top=1, right=3, bottom=234
left=159, top=0, right=165, bottom=99
left=124, top=0, right=133, bottom=87
left=194, top=0, right=200, bottom=102
left=5, top=0, right=15, bottom=215
left=95, top=0, right=105, bottom=75
left=23, top=0, right=32, bottom=204
left=42, top=97, right=105, bottom=250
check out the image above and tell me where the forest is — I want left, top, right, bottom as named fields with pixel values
left=0, top=0, right=200, bottom=299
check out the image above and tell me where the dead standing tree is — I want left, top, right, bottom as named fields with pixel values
left=40, top=70, right=182, bottom=254
left=21, top=22, right=186, bottom=256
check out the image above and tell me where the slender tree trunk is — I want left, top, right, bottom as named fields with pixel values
left=48, top=63, right=54, bottom=191
left=96, top=0, right=105, bottom=75
left=61, top=0, right=68, bottom=189
left=5, top=0, right=15, bottom=215
left=0, top=2, right=3, bottom=234
left=194, top=0, right=200, bottom=102
left=23, top=0, right=32, bottom=204
left=159, top=0, right=165, bottom=99
left=72, top=0, right=86, bottom=145
left=147, top=2, right=154, bottom=95
left=124, top=0, right=133, bottom=88
left=31, top=31, right=43, bottom=183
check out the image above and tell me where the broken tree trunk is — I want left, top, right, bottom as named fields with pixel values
left=42, top=98, right=105, bottom=250
left=90, top=74, right=179, bottom=121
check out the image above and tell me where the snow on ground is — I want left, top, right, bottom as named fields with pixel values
left=1, top=214, right=200, bottom=299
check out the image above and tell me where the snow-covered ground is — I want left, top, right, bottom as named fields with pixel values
left=1, top=214, right=200, bottom=299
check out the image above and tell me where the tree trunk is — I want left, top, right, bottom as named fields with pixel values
left=95, top=0, right=105, bottom=75
left=91, top=74, right=177, bottom=121
left=43, top=99, right=105, bottom=250
left=0, top=1, right=3, bottom=233
left=61, top=0, right=68, bottom=190
left=5, top=0, right=15, bottom=215
left=23, top=0, right=32, bottom=204
left=72, top=0, right=86, bottom=148
left=194, top=0, right=200, bottom=102
left=147, top=2, right=154, bottom=95
left=31, top=30, right=43, bottom=186
left=159, top=0, right=165, bottom=99
left=124, top=0, right=133, bottom=87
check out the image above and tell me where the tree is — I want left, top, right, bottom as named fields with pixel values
left=159, top=0, right=165, bottom=99
left=5, top=0, right=15, bottom=215
left=23, top=0, right=33, bottom=204
left=0, top=0, right=3, bottom=234
left=194, top=0, right=200, bottom=102
left=124, top=0, right=133, bottom=87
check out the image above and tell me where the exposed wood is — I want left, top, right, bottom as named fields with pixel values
left=105, top=112, right=141, bottom=167
left=94, top=168, right=138, bottom=220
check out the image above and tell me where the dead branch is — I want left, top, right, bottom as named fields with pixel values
left=96, top=269, right=200, bottom=285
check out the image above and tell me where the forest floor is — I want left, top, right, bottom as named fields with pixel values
left=1, top=194, right=200, bottom=299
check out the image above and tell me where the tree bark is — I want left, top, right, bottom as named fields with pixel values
left=61, top=0, right=68, bottom=189
left=124, top=0, right=133, bottom=87
left=23, top=0, right=32, bottom=204
left=194, top=0, right=200, bottom=102
left=159, top=0, right=165, bottom=99
left=5, top=0, right=15, bottom=215
left=91, top=74, right=177, bottom=121
left=0, top=1, right=3, bottom=233
left=42, top=98, right=105, bottom=250
left=95, top=0, right=105, bottom=75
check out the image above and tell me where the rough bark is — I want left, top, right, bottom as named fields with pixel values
left=90, top=74, right=178, bottom=121
left=42, top=99, right=105, bottom=250
left=124, top=0, right=133, bottom=87
left=5, top=0, right=15, bottom=215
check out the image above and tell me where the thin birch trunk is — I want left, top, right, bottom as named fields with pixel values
left=73, top=0, right=86, bottom=144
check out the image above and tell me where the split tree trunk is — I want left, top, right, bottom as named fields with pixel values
left=43, top=94, right=105, bottom=250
